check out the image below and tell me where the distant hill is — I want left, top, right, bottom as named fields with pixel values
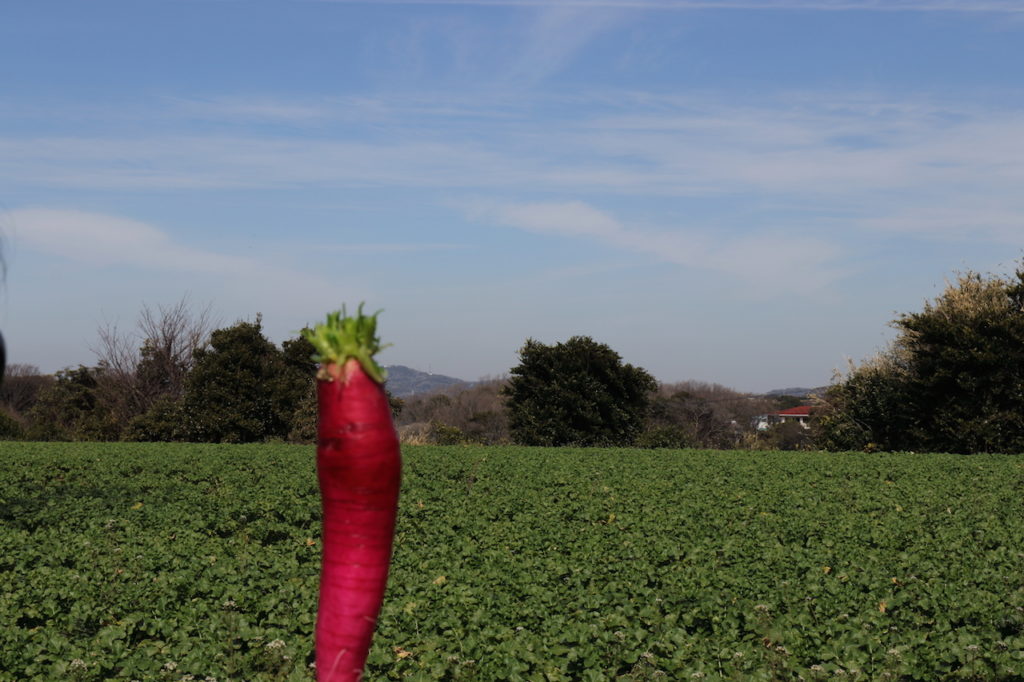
left=764, top=386, right=828, bottom=399
left=385, top=368, right=828, bottom=400
left=384, top=365, right=468, bottom=398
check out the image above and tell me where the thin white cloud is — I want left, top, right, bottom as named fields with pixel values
left=309, top=0, right=1024, bottom=11
left=166, top=94, right=524, bottom=124
left=474, top=200, right=843, bottom=292
left=6, top=207, right=377, bottom=355
left=7, top=97, right=1023, bottom=199
left=490, top=201, right=624, bottom=239
left=502, top=6, right=624, bottom=85
left=10, top=208, right=253, bottom=273
left=5, top=92, right=1024, bottom=248
left=318, top=242, right=472, bottom=253
left=0, top=136, right=518, bottom=190
left=164, top=96, right=332, bottom=123
left=576, top=100, right=1024, bottom=194
left=862, top=206, right=1024, bottom=244
left=0, top=134, right=524, bottom=189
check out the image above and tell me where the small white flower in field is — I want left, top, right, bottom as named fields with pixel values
left=265, top=639, right=286, bottom=651
left=179, top=676, right=195, bottom=681
left=163, top=661, right=178, bottom=672
left=887, top=648, right=901, bottom=657
left=810, top=664, right=824, bottom=672
left=515, top=626, right=524, bottom=632
left=967, top=644, right=980, bottom=652
left=754, top=604, right=770, bottom=613
left=733, top=652, right=744, bottom=659
left=70, top=659, right=87, bottom=670
left=834, top=670, right=848, bottom=677
left=690, top=672, right=706, bottom=679
left=222, top=599, right=236, bottom=609
left=641, top=651, right=655, bottom=662
left=614, top=631, right=626, bottom=640
left=308, top=662, right=316, bottom=670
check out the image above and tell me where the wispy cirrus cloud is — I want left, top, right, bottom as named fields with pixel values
left=5, top=91, right=1024, bottom=250
left=6, top=94, right=1024, bottom=196
left=575, top=97, right=1024, bottom=196
left=0, top=136, right=519, bottom=190
left=862, top=205, right=1024, bottom=244
left=472, top=199, right=843, bottom=293
left=308, top=0, right=1024, bottom=12
left=501, top=5, right=624, bottom=85
left=163, top=96, right=333, bottom=123
left=317, top=242, right=472, bottom=254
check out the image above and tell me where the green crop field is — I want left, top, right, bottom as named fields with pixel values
left=3, top=443, right=1024, bottom=681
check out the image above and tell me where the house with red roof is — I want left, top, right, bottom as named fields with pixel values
left=753, top=405, right=815, bottom=431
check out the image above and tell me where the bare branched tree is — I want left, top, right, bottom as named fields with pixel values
left=136, top=297, right=214, bottom=399
left=92, top=295, right=215, bottom=425
left=395, top=378, right=510, bottom=444
left=648, top=381, right=783, bottom=449
left=0, top=363, right=52, bottom=416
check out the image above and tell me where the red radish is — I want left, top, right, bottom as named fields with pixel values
left=303, top=307, right=401, bottom=682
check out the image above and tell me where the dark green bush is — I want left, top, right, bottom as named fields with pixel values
left=0, top=409, right=24, bottom=440
left=503, top=336, right=656, bottom=447
left=817, top=267, right=1024, bottom=454
left=635, top=425, right=690, bottom=449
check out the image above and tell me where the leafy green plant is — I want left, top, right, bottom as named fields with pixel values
left=635, top=425, right=689, bottom=449
left=4, top=443, right=1024, bottom=680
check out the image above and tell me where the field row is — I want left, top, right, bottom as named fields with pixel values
left=2, top=443, right=1024, bottom=680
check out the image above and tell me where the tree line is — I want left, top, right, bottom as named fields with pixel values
left=0, top=300, right=322, bottom=443
left=0, top=297, right=794, bottom=447
left=3, top=264, right=1020, bottom=453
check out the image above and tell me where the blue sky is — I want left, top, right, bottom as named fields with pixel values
left=3, top=0, right=1023, bottom=392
